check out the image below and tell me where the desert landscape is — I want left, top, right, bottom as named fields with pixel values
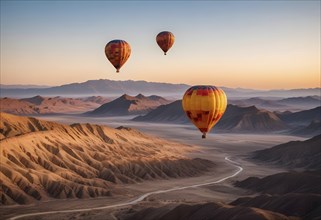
left=1, top=80, right=320, bottom=220
left=1, top=1, right=320, bottom=220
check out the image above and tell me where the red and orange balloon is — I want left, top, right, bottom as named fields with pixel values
left=156, top=31, right=175, bottom=55
left=105, top=40, right=131, bottom=73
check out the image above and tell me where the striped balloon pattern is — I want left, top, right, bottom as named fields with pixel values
left=156, top=31, right=175, bottom=55
left=182, top=86, right=227, bottom=138
left=105, top=40, right=131, bottom=72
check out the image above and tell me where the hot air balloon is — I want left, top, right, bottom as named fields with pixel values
left=156, top=31, right=175, bottom=55
left=182, top=85, right=227, bottom=139
left=105, top=40, right=131, bottom=73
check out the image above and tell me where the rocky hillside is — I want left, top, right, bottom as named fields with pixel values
left=251, top=135, right=321, bottom=170
left=277, top=107, right=321, bottom=126
left=230, top=193, right=321, bottom=220
left=234, top=171, right=321, bottom=194
left=216, top=105, right=288, bottom=132
left=0, top=112, right=214, bottom=205
left=123, top=202, right=298, bottom=220
left=133, top=100, right=187, bottom=123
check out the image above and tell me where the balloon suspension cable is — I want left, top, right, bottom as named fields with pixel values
left=202, top=132, right=206, bottom=139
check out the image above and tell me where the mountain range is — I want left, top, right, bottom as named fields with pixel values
left=134, top=102, right=288, bottom=133
left=133, top=100, right=320, bottom=135
left=276, top=106, right=321, bottom=126
left=1, top=79, right=320, bottom=98
left=0, top=80, right=189, bottom=98
left=230, top=96, right=321, bottom=111
left=2, top=92, right=319, bottom=136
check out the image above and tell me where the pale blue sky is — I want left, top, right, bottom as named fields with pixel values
left=1, top=1, right=320, bottom=89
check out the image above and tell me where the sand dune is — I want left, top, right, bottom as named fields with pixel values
left=0, top=96, right=110, bottom=114
left=87, top=94, right=171, bottom=116
left=123, top=202, right=299, bottom=220
left=0, top=112, right=214, bottom=205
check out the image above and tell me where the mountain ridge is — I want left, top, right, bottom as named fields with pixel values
left=1, top=79, right=320, bottom=98
left=251, top=135, right=321, bottom=170
left=134, top=102, right=289, bottom=132
left=0, top=112, right=214, bottom=205
left=86, top=94, right=171, bottom=116
left=0, top=96, right=110, bottom=114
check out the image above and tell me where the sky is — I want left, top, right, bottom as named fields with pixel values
left=0, top=1, right=320, bottom=89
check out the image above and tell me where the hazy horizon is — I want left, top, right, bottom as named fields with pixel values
left=1, top=1, right=320, bottom=90
left=1, top=78, right=321, bottom=91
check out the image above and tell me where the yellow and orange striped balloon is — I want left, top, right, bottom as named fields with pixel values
left=182, top=85, right=227, bottom=138
left=156, top=31, right=175, bottom=55
left=105, top=40, right=131, bottom=73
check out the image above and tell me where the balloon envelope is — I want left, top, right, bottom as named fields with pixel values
left=182, top=85, right=227, bottom=138
left=105, top=40, right=131, bottom=72
left=156, top=31, right=175, bottom=55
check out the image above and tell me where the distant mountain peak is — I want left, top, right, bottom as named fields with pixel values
left=135, top=94, right=145, bottom=99
left=32, top=95, right=44, bottom=99
left=246, top=105, right=259, bottom=111
left=87, top=93, right=171, bottom=116
left=21, top=95, right=45, bottom=105
left=120, top=94, right=133, bottom=100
